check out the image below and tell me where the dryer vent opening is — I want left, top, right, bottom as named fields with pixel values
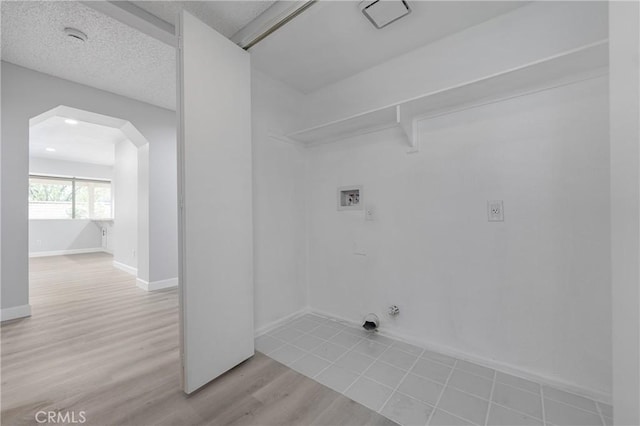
left=362, top=313, right=380, bottom=332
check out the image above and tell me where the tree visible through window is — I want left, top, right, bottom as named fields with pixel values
left=29, top=175, right=112, bottom=220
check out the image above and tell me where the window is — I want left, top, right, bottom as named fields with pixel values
left=74, top=180, right=113, bottom=219
left=29, top=175, right=112, bottom=220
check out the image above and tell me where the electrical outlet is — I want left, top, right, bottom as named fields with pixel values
left=487, top=200, right=504, bottom=222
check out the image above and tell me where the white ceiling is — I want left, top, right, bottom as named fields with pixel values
left=250, top=1, right=528, bottom=93
left=30, top=116, right=125, bottom=166
left=132, top=1, right=276, bottom=38
left=1, top=1, right=176, bottom=110
left=1, top=1, right=528, bottom=110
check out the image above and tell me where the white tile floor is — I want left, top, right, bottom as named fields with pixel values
left=256, top=313, right=613, bottom=426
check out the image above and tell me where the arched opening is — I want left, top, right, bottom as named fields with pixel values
left=28, top=105, right=152, bottom=293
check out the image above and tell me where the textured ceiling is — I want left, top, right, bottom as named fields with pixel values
left=30, top=116, right=125, bottom=166
left=132, top=1, right=276, bottom=38
left=1, top=1, right=529, bottom=108
left=1, top=1, right=176, bottom=110
left=251, top=1, right=529, bottom=93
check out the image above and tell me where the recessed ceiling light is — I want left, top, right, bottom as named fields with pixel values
left=64, top=119, right=78, bottom=125
left=64, top=27, right=88, bottom=43
left=45, top=147, right=56, bottom=152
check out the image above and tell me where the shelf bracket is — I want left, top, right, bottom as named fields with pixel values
left=397, top=105, right=419, bottom=153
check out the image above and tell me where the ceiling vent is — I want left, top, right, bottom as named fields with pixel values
left=64, top=27, right=88, bottom=42
left=360, top=0, right=411, bottom=29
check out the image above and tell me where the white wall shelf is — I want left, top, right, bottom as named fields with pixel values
left=287, top=105, right=400, bottom=145
left=286, top=40, right=609, bottom=151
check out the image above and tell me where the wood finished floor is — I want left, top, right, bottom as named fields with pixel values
left=2, top=253, right=396, bottom=426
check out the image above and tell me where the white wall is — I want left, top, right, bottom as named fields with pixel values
left=28, top=157, right=113, bottom=255
left=252, top=70, right=309, bottom=331
left=303, top=1, right=608, bottom=128
left=137, top=143, right=150, bottom=283
left=291, top=1, right=612, bottom=400
left=29, top=220, right=102, bottom=254
left=146, top=129, right=176, bottom=284
left=29, top=157, right=113, bottom=180
left=2, top=2, right=618, bottom=409
left=1, top=62, right=177, bottom=311
left=113, top=140, right=138, bottom=271
left=610, top=2, right=640, bottom=423
left=246, top=2, right=613, bottom=400
left=307, top=77, right=611, bottom=398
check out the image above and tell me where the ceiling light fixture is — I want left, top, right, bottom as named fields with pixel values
left=45, top=148, right=56, bottom=152
left=64, top=119, right=79, bottom=125
left=64, top=27, right=88, bottom=43
left=360, top=0, right=412, bottom=29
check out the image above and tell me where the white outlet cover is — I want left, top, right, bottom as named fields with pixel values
left=487, top=200, right=504, bottom=222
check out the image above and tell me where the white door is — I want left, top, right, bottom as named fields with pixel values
left=177, top=11, right=254, bottom=394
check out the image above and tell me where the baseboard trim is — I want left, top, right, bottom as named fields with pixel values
left=1, top=304, right=32, bottom=322
left=308, top=307, right=611, bottom=405
left=136, top=277, right=178, bottom=292
left=255, top=306, right=311, bottom=337
left=113, top=261, right=137, bottom=276
left=29, top=248, right=106, bottom=258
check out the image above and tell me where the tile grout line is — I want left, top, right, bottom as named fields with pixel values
left=368, top=364, right=543, bottom=425
left=332, top=316, right=605, bottom=420
left=322, top=319, right=609, bottom=407
left=340, top=370, right=364, bottom=396
left=342, top=369, right=547, bottom=426
left=541, top=392, right=605, bottom=416
left=347, top=369, right=449, bottom=409
left=328, top=359, right=442, bottom=405
left=489, top=401, right=545, bottom=423
left=266, top=314, right=610, bottom=426
left=383, top=370, right=545, bottom=424
left=341, top=344, right=386, bottom=397
left=493, top=379, right=601, bottom=418
left=345, top=342, right=389, bottom=388
left=313, top=346, right=365, bottom=382
left=271, top=319, right=330, bottom=366
left=291, top=316, right=430, bottom=361
left=325, top=336, right=378, bottom=393
left=271, top=319, right=493, bottom=407
left=310, top=346, right=342, bottom=379
left=425, top=359, right=458, bottom=426
left=377, top=346, right=428, bottom=418
left=313, top=334, right=413, bottom=377
left=312, top=346, right=353, bottom=365
left=337, top=319, right=610, bottom=407
left=298, top=328, right=363, bottom=369
left=483, top=369, right=497, bottom=426
left=288, top=344, right=314, bottom=366
left=294, top=312, right=412, bottom=352
left=492, top=377, right=541, bottom=397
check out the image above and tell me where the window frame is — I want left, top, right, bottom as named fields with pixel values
left=29, top=174, right=113, bottom=220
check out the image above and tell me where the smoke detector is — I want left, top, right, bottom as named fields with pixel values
left=64, top=27, right=88, bottom=42
left=360, top=0, right=411, bottom=29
